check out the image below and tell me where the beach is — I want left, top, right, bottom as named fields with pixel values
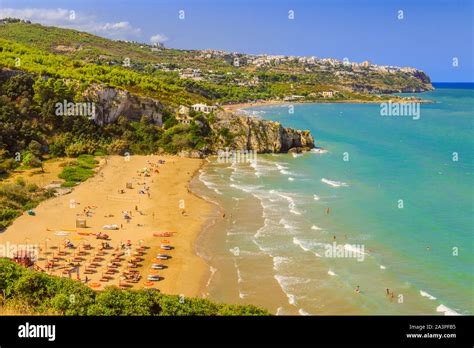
left=196, top=87, right=473, bottom=315
left=0, top=155, right=214, bottom=298
left=222, top=98, right=433, bottom=112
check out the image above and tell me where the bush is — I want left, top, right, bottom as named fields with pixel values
left=0, top=259, right=270, bottom=316
left=58, top=154, right=98, bottom=186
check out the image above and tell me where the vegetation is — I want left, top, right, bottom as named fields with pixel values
left=0, top=22, right=431, bottom=106
left=0, top=259, right=269, bottom=316
left=0, top=20, right=431, bottom=178
left=0, top=179, right=53, bottom=230
left=58, top=154, right=99, bottom=187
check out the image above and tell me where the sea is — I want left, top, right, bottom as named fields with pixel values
left=191, top=83, right=474, bottom=315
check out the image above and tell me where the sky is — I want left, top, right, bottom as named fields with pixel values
left=0, top=0, right=473, bottom=82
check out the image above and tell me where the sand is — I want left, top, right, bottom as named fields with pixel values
left=0, top=155, right=214, bottom=298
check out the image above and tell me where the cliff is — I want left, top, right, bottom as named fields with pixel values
left=210, top=111, right=314, bottom=153
left=81, top=83, right=315, bottom=154
left=82, top=85, right=166, bottom=126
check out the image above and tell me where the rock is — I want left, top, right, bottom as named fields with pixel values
left=210, top=110, right=314, bottom=154
left=82, top=84, right=166, bottom=126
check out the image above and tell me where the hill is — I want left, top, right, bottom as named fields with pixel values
left=0, top=21, right=433, bottom=105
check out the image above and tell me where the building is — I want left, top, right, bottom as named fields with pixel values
left=322, top=91, right=335, bottom=98
left=176, top=114, right=193, bottom=124
left=191, top=104, right=216, bottom=114
left=178, top=105, right=190, bottom=115
left=283, top=95, right=305, bottom=101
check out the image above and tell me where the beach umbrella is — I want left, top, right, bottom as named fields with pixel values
left=44, top=238, right=51, bottom=255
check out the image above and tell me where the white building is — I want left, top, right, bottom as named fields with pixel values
left=191, top=104, right=216, bottom=114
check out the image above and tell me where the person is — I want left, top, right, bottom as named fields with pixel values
left=333, top=235, right=336, bottom=241
left=385, top=288, right=390, bottom=295
left=355, top=285, right=360, bottom=294
left=326, top=207, right=330, bottom=214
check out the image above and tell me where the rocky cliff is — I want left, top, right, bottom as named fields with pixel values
left=82, top=85, right=315, bottom=154
left=82, top=84, right=166, bottom=126
left=210, top=111, right=314, bottom=153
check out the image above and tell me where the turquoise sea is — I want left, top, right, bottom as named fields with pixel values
left=193, top=85, right=474, bottom=315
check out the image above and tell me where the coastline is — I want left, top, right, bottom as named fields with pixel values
left=222, top=97, right=434, bottom=112
left=0, top=155, right=214, bottom=298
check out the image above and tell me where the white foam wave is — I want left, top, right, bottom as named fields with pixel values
left=328, top=270, right=337, bottom=276
left=436, top=304, right=460, bottom=316
left=206, top=266, right=217, bottom=287
left=273, top=256, right=291, bottom=271
left=292, top=237, right=325, bottom=257
left=321, top=178, right=349, bottom=187
left=311, top=148, right=328, bottom=154
left=298, top=308, right=311, bottom=316
left=420, top=290, right=437, bottom=300
left=273, top=275, right=310, bottom=306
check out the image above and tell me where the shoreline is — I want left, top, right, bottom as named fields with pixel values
left=222, top=97, right=434, bottom=112
left=0, top=155, right=213, bottom=298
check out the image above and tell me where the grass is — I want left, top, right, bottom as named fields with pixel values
left=0, top=180, right=52, bottom=230
left=58, top=154, right=98, bottom=187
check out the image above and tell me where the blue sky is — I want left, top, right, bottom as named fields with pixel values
left=1, top=0, right=473, bottom=81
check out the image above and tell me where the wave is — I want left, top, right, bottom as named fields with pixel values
left=273, top=275, right=311, bottom=306
left=313, top=194, right=320, bottom=201
left=199, top=171, right=224, bottom=195
left=298, top=308, right=311, bottom=316
left=206, top=266, right=218, bottom=287
left=276, top=307, right=285, bottom=315
left=275, top=162, right=291, bottom=176
left=311, top=148, right=328, bottom=154
left=436, top=304, right=460, bottom=316
left=292, top=237, right=326, bottom=257
left=279, top=218, right=298, bottom=233
left=420, top=290, right=437, bottom=300
left=273, top=256, right=291, bottom=271
left=288, top=177, right=295, bottom=181
left=379, top=265, right=386, bottom=270
left=239, top=291, right=250, bottom=299
left=235, top=263, right=243, bottom=284
left=270, top=190, right=302, bottom=215
left=230, top=183, right=262, bottom=194
left=327, top=270, right=337, bottom=276
left=311, top=225, right=322, bottom=231
left=321, top=178, right=349, bottom=187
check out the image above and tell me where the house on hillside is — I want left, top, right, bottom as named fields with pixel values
left=321, top=91, right=335, bottom=98
left=176, top=114, right=193, bottom=124
left=191, top=103, right=216, bottom=114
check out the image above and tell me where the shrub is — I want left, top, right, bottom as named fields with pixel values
left=0, top=260, right=270, bottom=316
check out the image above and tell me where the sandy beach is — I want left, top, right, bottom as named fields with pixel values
left=222, top=97, right=433, bottom=112
left=0, top=155, right=215, bottom=298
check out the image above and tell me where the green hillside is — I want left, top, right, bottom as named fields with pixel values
left=0, top=21, right=433, bottom=105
